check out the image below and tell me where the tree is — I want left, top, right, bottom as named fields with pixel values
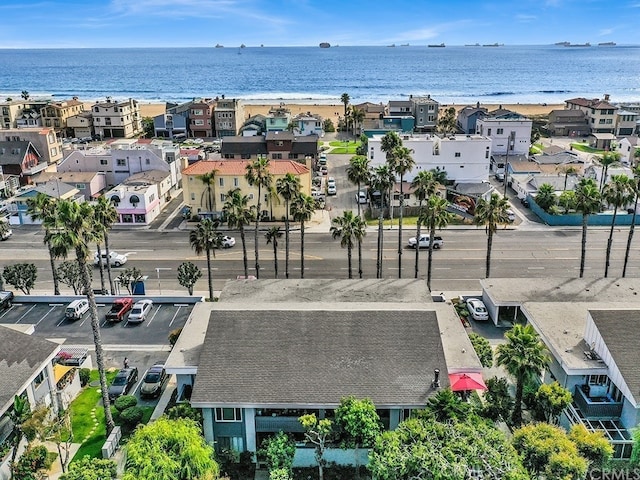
left=275, top=173, right=301, bottom=279
left=558, top=190, right=576, bottom=213
left=245, top=156, right=272, bottom=279
left=115, top=267, right=143, bottom=295
left=482, top=376, right=514, bottom=422
left=425, top=388, right=472, bottom=422
left=290, top=193, right=315, bottom=279
left=391, top=145, right=415, bottom=278
left=46, top=200, right=115, bottom=434
left=122, top=417, right=219, bottom=480
left=598, top=151, right=621, bottom=193
left=556, top=164, right=578, bottom=191
left=223, top=188, right=256, bottom=278
left=631, top=427, right=640, bottom=466
left=340, top=92, right=350, bottom=120
left=189, top=219, right=221, bottom=300
left=350, top=107, right=365, bottom=135
left=3, top=263, right=37, bottom=294
left=535, top=381, right=572, bottom=423
left=436, top=106, right=458, bottom=135
left=346, top=155, right=371, bottom=278
left=56, top=260, right=90, bottom=294
left=299, top=414, right=333, bottom=480
left=411, top=170, right=441, bottom=279
left=496, top=324, right=549, bottom=426
left=0, top=221, right=11, bottom=240
left=197, top=170, right=218, bottom=213
left=530, top=126, right=541, bottom=146
left=26, top=193, right=61, bottom=295
left=323, top=118, right=335, bottom=133
left=141, top=116, right=155, bottom=138
left=22, top=404, right=74, bottom=474
left=21, top=90, right=29, bottom=100
left=512, top=423, right=588, bottom=479
left=330, top=211, right=366, bottom=279
left=264, top=226, right=283, bottom=278
left=335, top=396, right=380, bottom=478
left=177, top=261, right=202, bottom=295
left=474, top=193, right=511, bottom=278
left=260, top=431, right=296, bottom=476
left=8, top=395, right=31, bottom=480
left=418, top=195, right=453, bottom=290
left=468, top=332, right=493, bottom=368
left=368, top=415, right=529, bottom=480
left=93, top=196, right=119, bottom=294
left=623, top=164, right=640, bottom=277
left=60, top=456, right=117, bottom=480
left=575, top=178, right=602, bottom=277
left=568, top=424, right=613, bottom=468
left=535, top=183, right=557, bottom=212
left=369, top=164, right=395, bottom=278
left=603, top=174, right=633, bottom=277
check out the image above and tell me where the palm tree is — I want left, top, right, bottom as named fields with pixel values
left=351, top=107, right=365, bottom=136
left=189, top=218, right=222, bottom=300
left=276, top=173, right=301, bottom=279
left=556, top=164, right=578, bottom=191
left=623, top=165, right=640, bottom=277
left=369, top=165, right=395, bottom=278
left=598, top=152, right=621, bottom=193
left=291, top=193, right=316, bottom=279
left=26, top=193, right=61, bottom=295
left=264, top=226, right=283, bottom=278
left=436, top=106, right=458, bottom=135
left=380, top=131, right=402, bottom=221
left=392, top=145, right=415, bottom=278
left=474, top=193, right=511, bottom=278
left=197, top=170, right=218, bottom=213
left=411, top=170, right=441, bottom=279
left=330, top=211, right=366, bottom=279
left=223, top=188, right=256, bottom=278
left=340, top=93, right=350, bottom=120
left=346, top=155, right=371, bottom=278
left=575, top=178, right=602, bottom=278
left=535, top=183, right=557, bottom=212
left=418, top=196, right=453, bottom=290
left=21, top=90, right=29, bottom=101
left=496, top=324, right=549, bottom=426
left=245, top=156, right=272, bottom=279
left=603, top=174, right=634, bottom=278
left=93, top=196, right=119, bottom=294
left=46, top=200, right=115, bottom=434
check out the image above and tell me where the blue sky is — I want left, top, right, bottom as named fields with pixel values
left=1, top=0, right=638, bottom=48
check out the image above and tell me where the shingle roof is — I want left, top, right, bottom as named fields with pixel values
left=0, top=325, right=59, bottom=415
left=191, top=309, right=448, bottom=407
left=0, top=141, right=40, bottom=166
left=183, top=159, right=309, bottom=176
left=589, top=310, right=640, bottom=403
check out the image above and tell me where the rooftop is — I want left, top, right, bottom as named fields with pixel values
left=182, top=159, right=309, bottom=176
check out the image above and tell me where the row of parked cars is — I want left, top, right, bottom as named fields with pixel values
left=108, top=361, right=168, bottom=401
left=64, top=297, right=154, bottom=323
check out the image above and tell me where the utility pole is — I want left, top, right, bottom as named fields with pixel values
left=503, top=131, right=515, bottom=198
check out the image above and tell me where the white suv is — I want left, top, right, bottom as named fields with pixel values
left=94, top=251, right=128, bottom=267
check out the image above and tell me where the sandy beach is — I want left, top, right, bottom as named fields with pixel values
left=137, top=102, right=561, bottom=128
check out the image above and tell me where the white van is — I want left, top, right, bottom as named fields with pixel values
left=65, top=299, right=89, bottom=320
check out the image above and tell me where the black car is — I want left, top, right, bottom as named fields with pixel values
left=108, top=367, right=138, bottom=401
left=140, top=362, right=167, bottom=398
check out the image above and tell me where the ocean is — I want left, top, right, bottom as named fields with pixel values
left=1, top=45, right=639, bottom=105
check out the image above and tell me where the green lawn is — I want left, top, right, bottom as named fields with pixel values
left=328, top=140, right=361, bottom=155
left=365, top=215, right=473, bottom=227
left=570, top=143, right=604, bottom=154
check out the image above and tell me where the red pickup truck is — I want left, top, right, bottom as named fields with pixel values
left=106, top=297, right=133, bottom=322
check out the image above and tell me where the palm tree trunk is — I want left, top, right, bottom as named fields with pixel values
left=604, top=207, right=618, bottom=278
left=427, top=221, right=435, bottom=290
left=398, top=175, right=404, bottom=278
left=96, top=244, right=106, bottom=293
left=414, top=201, right=422, bottom=279
left=104, top=233, right=115, bottom=295
left=623, top=195, right=638, bottom=277
left=47, top=239, right=61, bottom=295
left=580, top=214, right=588, bottom=278
left=377, top=209, right=384, bottom=278
left=300, top=222, right=306, bottom=279
left=273, top=242, right=279, bottom=279
left=240, top=226, right=248, bottom=278
left=485, top=229, right=494, bottom=278
left=254, top=186, right=261, bottom=279
left=357, top=181, right=363, bottom=279
left=77, top=248, right=115, bottom=434
left=347, top=244, right=353, bottom=279
left=206, top=248, right=213, bottom=300
left=512, top=378, right=524, bottom=426
left=285, top=201, right=290, bottom=279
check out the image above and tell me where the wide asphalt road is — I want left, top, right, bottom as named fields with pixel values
left=2, top=226, right=638, bottom=294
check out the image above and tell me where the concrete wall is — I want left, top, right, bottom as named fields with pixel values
left=530, top=198, right=640, bottom=226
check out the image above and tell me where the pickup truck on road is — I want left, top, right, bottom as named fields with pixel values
left=106, top=297, right=133, bottom=322
left=407, top=235, right=444, bottom=249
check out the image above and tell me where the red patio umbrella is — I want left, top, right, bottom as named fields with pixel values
left=448, top=372, right=487, bottom=392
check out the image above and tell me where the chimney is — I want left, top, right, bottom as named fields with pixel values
left=432, top=369, right=441, bottom=388
left=476, top=101, right=480, bottom=108
left=604, top=94, right=610, bottom=102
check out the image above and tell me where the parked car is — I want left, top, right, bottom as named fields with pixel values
left=520, top=197, right=530, bottom=208
left=221, top=235, right=236, bottom=248
left=319, top=166, right=328, bottom=176
left=327, top=184, right=337, bottom=196
left=65, top=299, right=89, bottom=320
left=0, top=225, right=12, bottom=241
left=466, top=298, right=489, bottom=321
left=94, top=251, right=127, bottom=267
left=355, top=191, right=368, bottom=204
left=108, top=367, right=139, bottom=401
left=106, top=297, right=134, bottom=322
left=140, top=362, right=168, bottom=398
left=128, top=299, right=153, bottom=323
left=407, top=234, right=444, bottom=249
left=507, top=209, right=516, bottom=223
left=0, top=291, right=14, bottom=310
left=495, top=172, right=505, bottom=182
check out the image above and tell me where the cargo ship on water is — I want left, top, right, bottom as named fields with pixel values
left=319, top=42, right=330, bottom=48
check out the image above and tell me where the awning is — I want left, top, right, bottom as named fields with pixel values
left=448, top=372, right=487, bottom=392
left=53, top=364, right=75, bottom=383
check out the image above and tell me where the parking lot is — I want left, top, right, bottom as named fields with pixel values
left=0, top=299, right=193, bottom=346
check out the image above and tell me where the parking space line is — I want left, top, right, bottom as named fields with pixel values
left=146, top=305, right=161, bottom=327
left=16, top=305, right=37, bottom=324
left=168, top=307, right=182, bottom=327
left=38, top=306, right=58, bottom=325
left=0, top=306, right=15, bottom=320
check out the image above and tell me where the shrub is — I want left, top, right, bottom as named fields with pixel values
left=13, top=444, right=51, bottom=480
left=114, top=395, right=137, bottom=412
left=168, top=327, right=183, bottom=347
left=79, top=368, right=91, bottom=387
left=119, top=406, right=144, bottom=428
left=166, top=403, right=202, bottom=423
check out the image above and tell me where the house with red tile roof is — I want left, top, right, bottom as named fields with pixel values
left=564, top=95, right=618, bottom=135
left=182, top=159, right=312, bottom=220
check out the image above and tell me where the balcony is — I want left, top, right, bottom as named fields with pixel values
left=255, top=416, right=305, bottom=433
left=574, top=385, right=623, bottom=419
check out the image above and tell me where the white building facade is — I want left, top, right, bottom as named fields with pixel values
left=475, top=115, right=532, bottom=156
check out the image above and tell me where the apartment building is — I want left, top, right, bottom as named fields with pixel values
left=190, top=98, right=217, bottom=137
left=214, top=98, right=244, bottom=137
left=411, top=95, right=440, bottom=132
left=475, top=111, right=532, bottom=156
left=0, top=99, right=48, bottom=130
left=92, top=98, right=142, bottom=139
left=1, top=127, right=63, bottom=166
left=40, top=99, right=85, bottom=136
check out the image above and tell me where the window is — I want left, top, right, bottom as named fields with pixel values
left=149, top=194, right=155, bottom=202
left=219, top=178, right=224, bottom=187
left=606, top=119, right=613, bottom=124
left=146, top=158, right=150, bottom=164
left=50, top=147, right=57, bottom=156
left=248, top=193, right=254, bottom=200
left=217, top=436, right=244, bottom=452
left=194, top=120, right=204, bottom=126
left=485, top=150, right=489, bottom=159
left=76, top=184, right=85, bottom=190
left=599, top=119, right=606, bottom=124
left=33, top=370, right=45, bottom=387
left=220, top=194, right=226, bottom=202
left=122, top=214, right=133, bottom=223
left=192, top=109, right=203, bottom=116
left=134, top=214, right=146, bottom=223
left=497, top=128, right=504, bottom=134
left=191, top=193, right=195, bottom=201
left=454, top=152, right=461, bottom=157
left=234, top=178, right=239, bottom=187
left=272, top=153, right=282, bottom=159
left=487, top=128, right=492, bottom=136
left=116, top=159, right=126, bottom=166
left=215, top=408, right=242, bottom=422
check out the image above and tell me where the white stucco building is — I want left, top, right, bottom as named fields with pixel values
left=475, top=113, right=532, bottom=156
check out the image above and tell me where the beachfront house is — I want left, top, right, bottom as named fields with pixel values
left=154, top=112, right=188, bottom=139
left=411, top=95, right=440, bottom=133
left=547, top=109, right=590, bottom=137
left=565, top=95, right=618, bottom=135
left=475, top=110, right=532, bottom=156
left=214, top=98, right=245, bottom=137
left=291, top=112, right=323, bottom=136
left=92, top=98, right=142, bottom=139
left=457, top=104, right=489, bottom=134
left=40, top=99, right=85, bottom=137
left=66, top=112, right=94, bottom=140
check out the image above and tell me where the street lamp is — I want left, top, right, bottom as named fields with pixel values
left=155, top=267, right=172, bottom=295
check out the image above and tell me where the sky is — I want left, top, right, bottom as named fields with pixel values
left=0, top=0, right=638, bottom=48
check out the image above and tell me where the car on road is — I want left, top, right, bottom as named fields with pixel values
left=495, top=172, right=505, bottom=182
left=221, top=235, right=236, bottom=248
left=108, top=367, right=139, bottom=401
left=128, top=299, right=153, bottom=323
left=507, top=209, right=516, bottom=223
left=65, top=299, right=89, bottom=320
left=355, top=191, right=368, bottom=204
left=407, top=234, right=444, bottom=249
left=0, top=291, right=14, bottom=309
left=0, top=224, right=12, bottom=241
left=106, top=297, right=134, bottom=322
left=327, top=184, right=337, bottom=195
left=466, top=298, right=489, bottom=321
left=94, top=251, right=127, bottom=267
left=140, top=362, right=168, bottom=398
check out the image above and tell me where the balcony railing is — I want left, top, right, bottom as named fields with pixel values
left=255, top=416, right=305, bottom=433
left=574, top=385, right=623, bottom=419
